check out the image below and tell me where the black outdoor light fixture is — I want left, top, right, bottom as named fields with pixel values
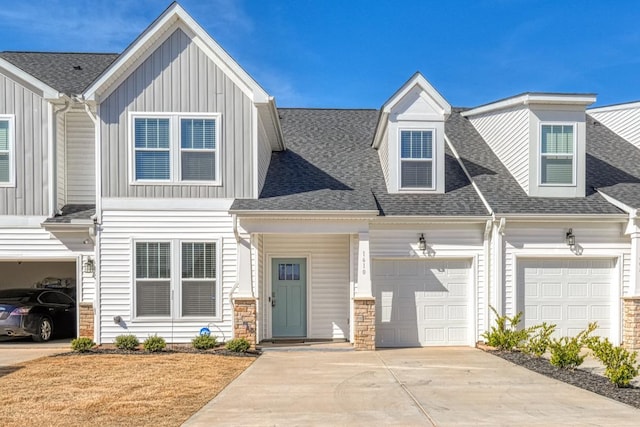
left=418, top=233, right=427, bottom=251
left=565, top=228, right=576, bottom=249
left=83, top=257, right=95, bottom=274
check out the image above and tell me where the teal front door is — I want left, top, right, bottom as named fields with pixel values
left=272, top=258, right=307, bottom=337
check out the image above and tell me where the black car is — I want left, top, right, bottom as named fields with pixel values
left=0, top=289, right=76, bottom=342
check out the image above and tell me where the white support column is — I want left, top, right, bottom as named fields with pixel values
left=490, top=219, right=505, bottom=317
left=235, top=236, right=253, bottom=297
left=356, top=232, right=372, bottom=297
left=626, top=218, right=640, bottom=296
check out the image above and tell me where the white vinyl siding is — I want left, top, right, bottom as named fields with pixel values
left=400, top=130, right=433, bottom=189
left=589, top=107, right=640, bottom=151
left=262, top=234, right=349, bottom=340
left=0, top=115, right=14, bottom=186
left=256, top=116, right=271, bottom=195
left=540, top=124, right=574, bottom=185
left=99, top=209, right=234, bottom=343
left=65, top=111, right=96, bottom=203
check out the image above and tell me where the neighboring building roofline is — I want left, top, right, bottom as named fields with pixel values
left=589, top=100, right=640, bottom=113
left=461, top=92, right=597, bottom=117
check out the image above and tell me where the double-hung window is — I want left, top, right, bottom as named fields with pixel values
left=0, top=115, right=14, bottom=186
left=134, top=240, right=219, bottom=319
left=400, top=130, right=434, bottom=189
left=132, top=114, right=219, bottom=184
left=540, top=124, right=575, bottom=185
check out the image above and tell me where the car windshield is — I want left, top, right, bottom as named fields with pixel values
left=0, top=289, right=37, bottom=302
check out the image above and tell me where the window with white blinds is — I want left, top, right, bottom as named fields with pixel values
left=131, top=114, right=220, bottom=184
left=133, top=240, right=220, bottom=319
left=181, top=242, right=217, bottom=317
left=400, top=130, right=434, bottom=189
left=540, top=124, right=575, bottom=185
left=0, top=117, right=14, bottom=186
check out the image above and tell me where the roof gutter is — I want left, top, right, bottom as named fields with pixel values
left=230, top=209, right=379, bottom=217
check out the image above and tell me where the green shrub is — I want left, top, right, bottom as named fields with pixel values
left=143, top=335, right=166, bottom=352
left=482, top=306, right=531, bottom=351
left=549, top=322, right=598, bottom=369
left=521, top=322, right=556, bottom=357
left=588, top=337, right=639, bottom=387
left=114, top=334, right=140, bottom=351
left=71, top=337, right=95, bottom=352
left=225, top=338, right=250, bottom=353
left=192, top=334, right=217, bottom=350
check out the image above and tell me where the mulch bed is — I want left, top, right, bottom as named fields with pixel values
left=490, top=350, right=640, bottom=409
left=59, top=346, right=261, bottom=357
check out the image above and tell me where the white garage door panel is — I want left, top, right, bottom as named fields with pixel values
left=373, top=259, right=471, bottom=347
left=520, top=259, right=614, bottom=340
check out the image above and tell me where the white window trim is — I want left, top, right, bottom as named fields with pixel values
left=0, top=114, right=16, bottom=187
left=131, top=238, right=222, bottom=322
left=539, top=122, right=577, bottom=187
left=128, top=112, right=222, bottom=186
left=397, top=128, right=436, bottom=191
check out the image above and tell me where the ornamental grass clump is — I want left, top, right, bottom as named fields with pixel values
left=588, top=337, right=639, bottom=387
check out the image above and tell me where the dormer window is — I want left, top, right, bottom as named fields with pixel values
left=540, top=124, right=575, bottom=186
left=400, top=129, right=434, bottom=189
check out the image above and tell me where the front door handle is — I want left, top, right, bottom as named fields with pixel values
left=271, top=298, right=276, bottom=307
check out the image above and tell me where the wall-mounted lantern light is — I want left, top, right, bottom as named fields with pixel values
left=418, top=233, right=427, bottom=251
left=83, top=257, right=95, bottom=274
left=565, top=228, right=576, bottom=249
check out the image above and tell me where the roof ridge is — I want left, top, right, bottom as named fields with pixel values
left=0, top=51, right=119, bottom=55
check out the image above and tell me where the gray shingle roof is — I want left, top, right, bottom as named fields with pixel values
left=231, top=108, right=490, bottom=217
left=446, top=109, right=624, bottom=215
left=0, top=52, right=118, bottom=95
left=44, top=205, right=95, bottom=224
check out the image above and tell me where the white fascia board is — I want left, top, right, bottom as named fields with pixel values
left=589, top=101, right=640, bottom=114
left=371, top=216, right=491, bottom=224
left=494, top=213, right=628, bottom=222
left=0, top=58, right=59, bottom=99
left=381, top=72, right=451, bottom=115
left=462, top=93, right=597, bottom=117
left=101, top=198, right=234, bottom=211
left=84, top=3, right=269, bottom=103
left=41, top=222, right=93, bottom=233
left=231, top=210, right=379, bottom=218
left=596, top=190, right=638, bottom=217
left=256, top=98, right=285, bottom=151
left=371, top=111, right=388, bottom=149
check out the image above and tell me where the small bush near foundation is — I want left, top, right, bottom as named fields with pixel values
left=114, top=334, right=140, bottom=351
left=71, top=337, right=95, bottom=352
left=521, top=322, right=556, bottom=357
left=143, top=335, right=166, bottom=352
left=549, top=322, right=598, bottom=370
left=482, top=306, right=530, bottom=351
left=192, top=334, right=217, bottom=350
left=225, top=338, right=250, bottom=353
left=588, top=337, right=639, bottom=387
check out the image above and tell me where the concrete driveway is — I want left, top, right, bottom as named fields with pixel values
left=0, top=337, right=70, bottom=367
left=183, top=345, right=640, bottom=426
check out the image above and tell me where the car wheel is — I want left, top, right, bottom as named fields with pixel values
left=32, top=317, right=53, bottom=342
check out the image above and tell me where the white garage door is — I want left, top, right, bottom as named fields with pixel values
left=519, top=259, right=614, bottom=340
left=373, top=259, right=471, bottom=347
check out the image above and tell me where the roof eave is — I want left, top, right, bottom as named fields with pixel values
left=462, top=93, right=597, bottom=117
left=0, top=57, right=59, bottom=99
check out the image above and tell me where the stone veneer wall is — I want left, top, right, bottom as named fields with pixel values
left=353, top=297, right=376, bottom=350
left=233, top=298, right=257, bottom=348
left=623, top=297, right=640, bottom=350
left=79, top=302, right=94, bottom=339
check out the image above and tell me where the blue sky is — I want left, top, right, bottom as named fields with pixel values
left=1, top=0, right=639, bottom=108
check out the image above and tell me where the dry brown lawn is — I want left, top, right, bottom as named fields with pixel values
left=0, top=352, right=254, bottom=426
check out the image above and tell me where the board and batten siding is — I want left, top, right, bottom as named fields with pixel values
left=100, top=28, right=255, bottom=199
left=589, top=108, right=640, bottom=150
left=0, top=71, right=49, bottom=215
left=98, top=210, right=236, bottom=343
left=502, top=222, right=629, bottom=317
left=65, top=111, right=95, bottom=204
left=369, top=223, right=486, bottom=340
left=257, top=115, right=271, bottom=195
left=467, top=106, right=530, bottom=193
left=262, top=234, right=350, bottom=340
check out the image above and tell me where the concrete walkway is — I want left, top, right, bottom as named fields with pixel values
left=0, top=337, right=70, bottom=367
left=183, top=345, right=640, bottom=426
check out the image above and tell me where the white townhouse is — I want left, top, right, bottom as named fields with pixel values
left=2, top=2, right=640, bottom=350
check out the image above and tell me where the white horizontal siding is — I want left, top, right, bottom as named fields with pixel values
left=99, top=209, right=236, bottom=343
left=590, top=108, right=640, bottom=150
left=80, top=254, right=96, bottom=303
left=262, top=234, right=350, bottom=340
left=257, top=115, right=272, bottom=195
left=0, top=226, right=76, bottom=257
left=378, top=132, right=390, bottom=187
left=56, top=113, right=66, bottom=209
left=468, top=106, right=530, bottom=193
left=65, top=111, right=95, bottom=204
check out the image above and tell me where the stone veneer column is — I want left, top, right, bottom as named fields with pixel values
left=623, top=297, right=640, bottom=350
left=233, top=297, right=257, bottom=348
left=78, top=302, right=94, bottom=339
left=353, top=297, right=376, bottom=350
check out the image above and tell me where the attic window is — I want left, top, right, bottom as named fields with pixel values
left=540, top=124, right=575, bottom=185
left=400, top=130, right=434, bottom=189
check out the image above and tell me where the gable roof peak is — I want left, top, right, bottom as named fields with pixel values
left=381, top=72, right=451, bottom=115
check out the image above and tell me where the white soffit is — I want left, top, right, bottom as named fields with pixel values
left=83, top=3, right=269, bottom=104
left=462, top=93, right=597, bottom=117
